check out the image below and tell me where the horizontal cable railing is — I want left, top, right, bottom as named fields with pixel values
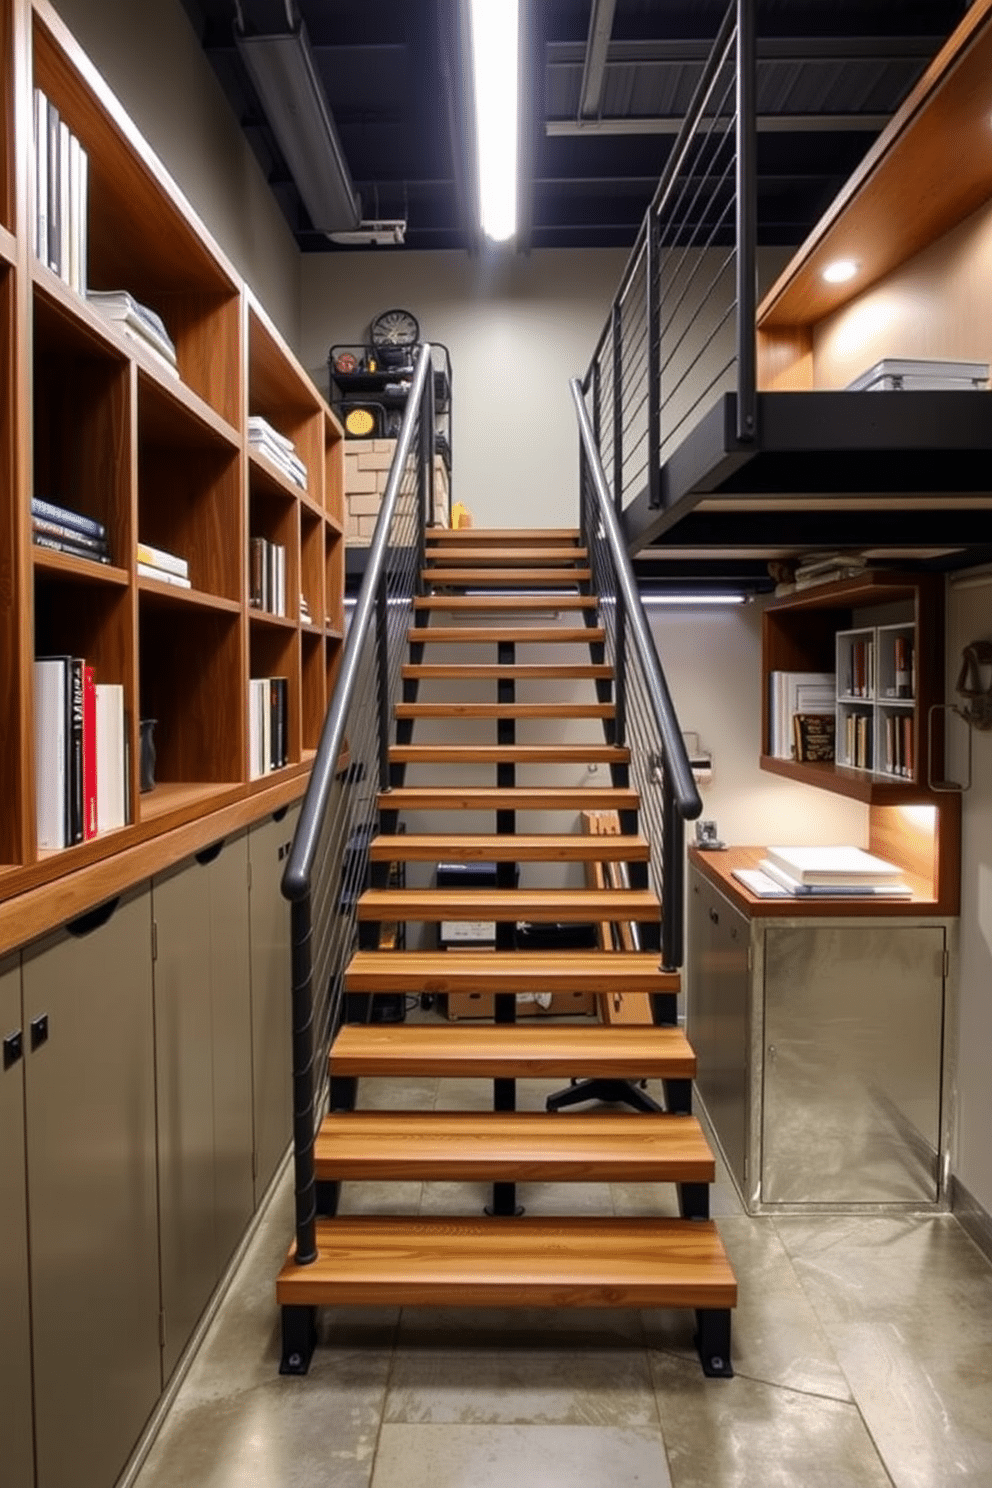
left=583, top=0, right=755, bottom=517
left=571, top=380, right=702, bottom=969
left=280, top=344, right=435, bottom=1265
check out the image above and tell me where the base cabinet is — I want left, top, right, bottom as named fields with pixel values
left=22, top=890, right=161, bottom=1488
left=249, top=805, right=299, bottom=1200
left=687, top=864, right=950, bottom=1211
left=152, top=832, right=253, bottom=1380
left=0, top=957, right=34, bottom=1488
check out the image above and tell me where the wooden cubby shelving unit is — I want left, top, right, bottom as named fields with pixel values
left=0, top=0, right=344, bottom=951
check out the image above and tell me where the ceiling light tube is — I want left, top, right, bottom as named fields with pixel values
left=640, top=593, right=748, bottom=606
left=468, top=0, right=519, bottom=242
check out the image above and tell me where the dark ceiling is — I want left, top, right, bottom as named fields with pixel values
left=180, top=0, right=967, bottom=255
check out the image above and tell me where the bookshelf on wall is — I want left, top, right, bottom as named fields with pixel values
left=0, top=0, right=344, bottom=937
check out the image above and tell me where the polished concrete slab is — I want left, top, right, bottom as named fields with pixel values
left=128, top=1065, right=992, bottom=1488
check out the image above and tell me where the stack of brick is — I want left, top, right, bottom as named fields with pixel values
left=344, top=439, right=450, bottom=545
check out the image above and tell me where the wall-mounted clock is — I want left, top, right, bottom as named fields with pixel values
left=369, top=308, right=419, bottom=367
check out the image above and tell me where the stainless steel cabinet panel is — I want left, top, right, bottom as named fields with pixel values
left=153, top=859, right=217, bottom=1379
left=22, top=890, right=160, bottom=1488
left=762, top=923, right=945, bottom=1205
left=249, top=805, right=299, bottom=1199
left=207, top=832, right=253, bottom=1269
left=0, top=956, right=34, bottom=1488
left=687, top=874, right=751, bottom=1195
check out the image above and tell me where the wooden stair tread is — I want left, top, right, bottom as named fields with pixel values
left=377, top=786, right=639, bottom=811
left=402, top=664, right=613, bottom=680
left=394, top=702, right=614, bottom=719
left=357, top=887, right=660, bottom=921
left=427, top=529, right=581, bottom=544
left=424, top=547, right=588, bottom=565
left=345, top=949, right=678, bottom=994
left=368, top=833, right=648, bottom=862
left=330, top=1022, right=695, bottom=1078
left=422, top=568, right=590, bottom=587
left=414, top=595, right=596, bottom=611
left=276, top=1216, right=736, bottom=1309
left=407, top=627, right=605, bottom=644
left=389, top=743, right=629, bottom=764
left=312, top=1111, right=713, bottom=1182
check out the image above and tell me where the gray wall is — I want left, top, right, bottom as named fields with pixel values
left=50, top=0, right=301, bottom=343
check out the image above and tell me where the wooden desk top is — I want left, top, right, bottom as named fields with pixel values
left=688, top=845, right=948, bottom=920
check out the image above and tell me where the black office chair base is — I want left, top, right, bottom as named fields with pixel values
left=545, top=1078, right=662, bottom=1113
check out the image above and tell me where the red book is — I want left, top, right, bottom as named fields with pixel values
left=83, top=664, right=98, bottom=839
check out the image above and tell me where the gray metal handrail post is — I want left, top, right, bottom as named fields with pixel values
left=736, top=0, right=757, bottom=442
left=375, top=574, right=390, bottom=791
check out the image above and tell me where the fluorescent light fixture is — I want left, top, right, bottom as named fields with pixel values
left=822, top=258, right=859, bottom=284
left=234, top=14, right=361, bottom=233
left=468, top=0, right=519, bottom=242
left=640, top=593, right=747, bottom=606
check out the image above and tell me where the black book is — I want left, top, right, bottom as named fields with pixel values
left=67, top=658, right=84, bottom=844
left=33, top=531, right=111, bottom=564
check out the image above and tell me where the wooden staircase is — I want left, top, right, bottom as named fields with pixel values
left=277, top=527, right=736, bottom=1376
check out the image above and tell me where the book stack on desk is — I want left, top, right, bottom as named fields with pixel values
left=735, top=845, right=912, bottom=899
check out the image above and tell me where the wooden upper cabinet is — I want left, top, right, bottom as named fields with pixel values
left=756, top=0, right=992, bottom=387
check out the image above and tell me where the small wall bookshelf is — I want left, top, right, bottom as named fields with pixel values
left=761, top=571, right=944, bottom=803
left=0, top=0, right=344, bottom=940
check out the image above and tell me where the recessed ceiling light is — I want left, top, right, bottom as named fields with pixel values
left=823, top=259, right=858, bottom=284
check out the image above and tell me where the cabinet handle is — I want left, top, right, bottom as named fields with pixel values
left=709, top=907, right=719, bottom=924
left=66, top=897, right=120, bottom=937
left=3, top=1030, right=23, bottom=1069
left=30, top=1014, right=49, bottom=1051
left=195, top=840, right=225, bottom=866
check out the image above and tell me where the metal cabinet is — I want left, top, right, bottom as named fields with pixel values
left=0, top=956, right=34, bottom=1488
left=687, top=873, right=751, bottom=1196
left=153, top=832, right=253, bottom=1379
left=687, top=864, right=950, bottom=1212
left=249, top=804, right=299, bottom=1200
left=21, top=890, right=160, bottom=1488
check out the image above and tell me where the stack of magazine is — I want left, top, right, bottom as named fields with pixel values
left=248, top=416, right=308, bottom=490
left=87, top=290, right=178, bottom=378
left=734, top=845, right=911, bottom=899
left=32, top=497, right=110, bottom=565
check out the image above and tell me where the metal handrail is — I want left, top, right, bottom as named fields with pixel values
left=281, top=342, right=434, bottom=1266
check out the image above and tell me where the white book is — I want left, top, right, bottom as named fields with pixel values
left=249, top=680, right=262, bottom=779
left=136, top=541, right=189, bottom=580
left=68, top=132, right=80, bottom=292
left=95, top=683, right=126, bottom=832
left=34, top=658, right=68, bottom=849
left=261, top=678, right=272, bottom=775
left=34, top=88, right=48, bottom=264
left=758, top=858, right=911, bottom=898
left=137, top=561, right=191, bottom=589
left=120, top=324, right=181, bottom=379
left=764, top=844, right=905, bottom=886
left=87, top=291, right=177, bottom=363
left=58, top=119, right=71, bottom=286
left=78, top=141, right=88, bottom=294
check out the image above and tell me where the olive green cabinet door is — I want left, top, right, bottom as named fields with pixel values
left=152, top=858, right=217, bottom=1380
left=248, top=805, right=299, bottom=1200
left=0, top=956, right=34, bottom=1488
left=206, top=832, right=254, bottom=1270
left=22, top=890, right=160, bottom=1488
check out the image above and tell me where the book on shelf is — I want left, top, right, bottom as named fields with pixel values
left=768, top=670, right=835, bottom=759
left=892, top=635, right=914, bottom=699
left=136, top=562, right=192, bottom=590
left=95, top=684, right=127, bottom=832
left=249, top=676, right=289, bottom=778
left=249, top=537, right=286, bottom=615
left=83, top=664, right=97, bottom=840
left=248, top=415, right=308, bottom=490
left=87, top=290, right=177, bottom=369
left=843, top=637, right=875, bottom=698
left=34, top=658, right=68, bottom=850
left=33, top=531, right=111, bottom=565
left=764, top=844, right=906, bottom=886
left=883, top=712, right=915, bottom=778
left=792, top=711, right=836, bottom=763
left=31, top=497, right=107, bottom=542
left=843, top=710, right=872, bottom=769
left=32, top=89, right=88, bottom=293
left=135, top=540, right=189, bottom=581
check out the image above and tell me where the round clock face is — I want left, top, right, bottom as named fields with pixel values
left=370, top=308, right=419, bottom=350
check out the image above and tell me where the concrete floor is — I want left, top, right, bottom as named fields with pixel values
left=129, top=1064, right=992, bottom=1488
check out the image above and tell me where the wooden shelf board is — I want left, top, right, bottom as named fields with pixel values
left=247, top=298, right=323, bottom=417
left=759, top=754, right=939, bottom=806
left=299, top=492, right=323, bottom=523
left=248, top=446, right=309, bottom=502
left=248, top=608, right=297, bottom=631
left=138, top=780, right=240, bottom=826
left=0, top=223, right=17, bottom=267
left=325, top=511, right=344, bottom=537
left=757, top=0, right=992, bottom=330
left=137, top=369, right=240, bottom=451
left=689, top=845, right=946, bottom=919
left=246, top=759, right=312, bottom=797
left=137, top=577, right=240, bottom=613
left=32, top=548, right=129, bottom=586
